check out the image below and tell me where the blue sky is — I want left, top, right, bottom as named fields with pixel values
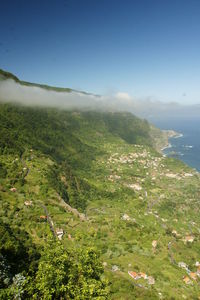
left=1, top=0, right=200, bottom=104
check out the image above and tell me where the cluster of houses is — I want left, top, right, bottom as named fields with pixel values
left=178, top=261, right=200, bottom=284
left=128, top=262, right=200, bottom=286
left=110, top=265, right=156, bottom=286
left=128, top=270, right=155, bottom=285
left=105, top=146, right=196, bottom=189
left=183, top=235, right=195, bottom=243
left=107, top=149, right=152, bottom=166
left=165, top=172, right=194, bottom=180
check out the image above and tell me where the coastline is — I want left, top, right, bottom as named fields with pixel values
left=160, top=143, right=172, bottom=152
left=160, top=130, right=183, bottom=154
left=173, top=133, right=183, bottom=139
left=150, top=125, right=183, bottom=155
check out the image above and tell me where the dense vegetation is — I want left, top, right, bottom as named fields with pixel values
left=0, top=227, right=108, bottom=299
left=0, top=87, right=200, bottom=298
left=0, top=102, right=156, bottom=299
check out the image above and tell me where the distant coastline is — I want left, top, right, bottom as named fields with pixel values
left=173, top=133, right=183, bottom=139
left=155, top=118, right=200, bottom=172
left=160, top=143, right=172, bottom=152
left=160, top=130, right=183, bottom=153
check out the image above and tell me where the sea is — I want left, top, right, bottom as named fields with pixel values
left=153, top=118, right=200, bottom=172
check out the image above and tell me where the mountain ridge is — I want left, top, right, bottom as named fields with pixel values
left=0, top=68, right=100, bottom=96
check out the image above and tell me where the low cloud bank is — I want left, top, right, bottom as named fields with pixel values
left=0, top=79, right=144, bottom=112
left=0, top=79, right=100, bottom=109
left=0, top=79, right=200, bottom=122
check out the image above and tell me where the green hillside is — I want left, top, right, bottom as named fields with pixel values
left=0, top=100, right=200, bottom=298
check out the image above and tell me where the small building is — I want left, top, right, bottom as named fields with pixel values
left=166, top=173, right=177, bottom=178
left=185, top=235, right=195, bottom=243
left=138, top=272, right=147, bottom=279
left=196, top=266, right=200, bottom=277
left=128, top=271, right=140, bottom=280
left=189, top=272, right=197, bottom=281
left=152, top=240, right=157, bottom=248
left=148, top=276, right=155, bottom=285
left=183, top=276, right=192, bottom=285
left=24, top=200, right=32, bottom=206
left=184, top=173, right=193, bottom=177
left=112, top=265, right=120, bottom=272
left=56, top=228, right=64, bottom=240
left=40, top=215, right=47, bottom=220
left=121, top=214, right=130, bottom=221
left=10, top=187, right=17, bottom=192
left=172, top=230, right=178, bottom=237
left=178, top=262, right=188, bottom=269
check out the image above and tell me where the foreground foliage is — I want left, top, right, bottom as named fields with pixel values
left=0, top=233, right=108, bottom=299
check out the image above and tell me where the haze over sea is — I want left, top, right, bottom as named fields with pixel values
left=154, top=118, right=200, bottom=172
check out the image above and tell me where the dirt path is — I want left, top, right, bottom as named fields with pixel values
left=57, top=194, right=88, bottom=221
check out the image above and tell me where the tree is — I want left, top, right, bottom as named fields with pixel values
left=28, top=242, right=109, bottom=299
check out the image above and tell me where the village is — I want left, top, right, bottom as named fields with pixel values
left=95, top=143, right=200, bottom=293
left=1, top=136, right=200, bottom=299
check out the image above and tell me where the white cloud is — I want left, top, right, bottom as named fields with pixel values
left=0, top=79, right=199, bottom=122
left=0, top=79, right=100, bottom=109
left=115, top=92, right=131, bottom=100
